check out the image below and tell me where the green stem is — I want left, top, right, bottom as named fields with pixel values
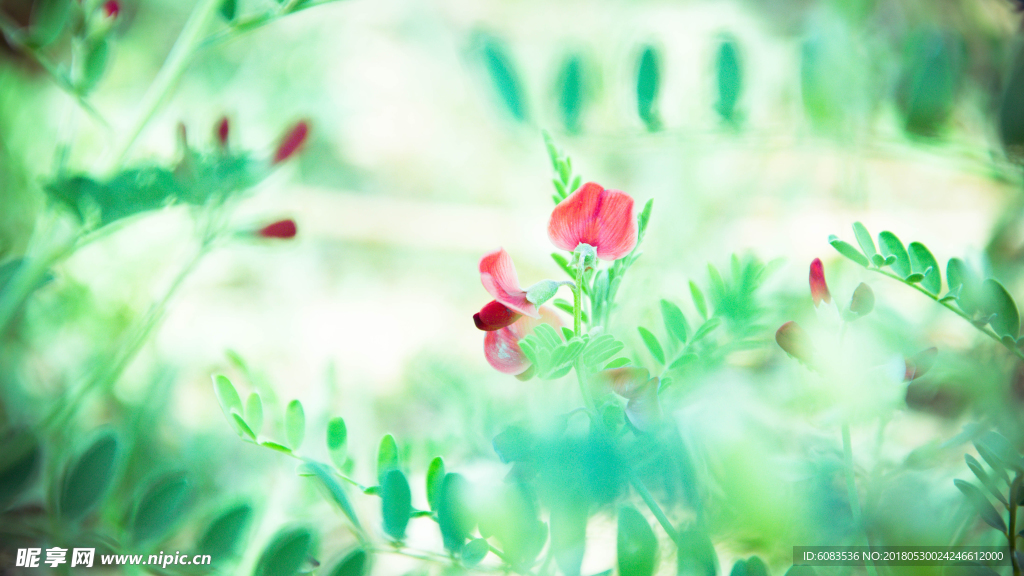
left=109, top=0, right=223, bottom=165
left=573, top=255, right=584, bottom=337
left=868, top=267, right=1024, bottom=361
left=1009, top=474, right=1020, bottom=576
left=842, top=422, right=879, bottom=576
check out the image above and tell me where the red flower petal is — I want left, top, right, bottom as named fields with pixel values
left=547, top=182, right=638, bottom=261
left=272, top=120, right=309, bottom=164
left=474, top=300, right=521, bottom=331
left=479, top=248, right=539, bottom=318
left=258, top=219, right=297, bottom=239
left=809, top=258, right=831, bottom=307
left=484, top=307, right=561, bottom=375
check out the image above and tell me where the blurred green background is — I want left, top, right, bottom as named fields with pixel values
left=5, top=0, right=1024, bottom=573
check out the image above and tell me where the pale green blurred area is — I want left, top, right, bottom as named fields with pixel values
left=4, top=0, right=1024, bottom=572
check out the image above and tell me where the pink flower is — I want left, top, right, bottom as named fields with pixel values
left=484, top=307, right=561, bottom=375
left=809, top=258, right=831, bottom=307
left=547, top=182, right=638, bottom=260
left=272, top=120, right=310, bottom=164
left=258, top=219, right=297, bottom=239
left=478, top=248, right=539, bottom=320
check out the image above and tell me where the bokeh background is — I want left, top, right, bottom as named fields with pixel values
left=4, top=0, right=1024, bottom=573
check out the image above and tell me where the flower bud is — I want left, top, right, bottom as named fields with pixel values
left=215, top=116, right=229, bottom=148
left=848, top=282, right=874, bottom=317
left=258, top=219, right=297, bottom=239
left=474, top=300, right=521, bottom=331
left=272, top=120, right=309, bottom=164
left=809, top=258, right=831, bottom=307
left=903, top=347, right=937, bottom=381
left=103, top=0, right=120, bottom=18
left=775, top=321, right=815, bottom=366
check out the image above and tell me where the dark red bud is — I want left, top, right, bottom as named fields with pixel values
left=258, top=219, right=297, bottom=239
left=216, top=117, right=229, bottom=148
left=810, top=258, right=831, bottom=307
left=103, top=0, right=120, bottom=18
left=473, top=300, right=521, bottom=331
left=776, top=321, right=815, bottom=366
left=272, top=120, right=309, bottom=164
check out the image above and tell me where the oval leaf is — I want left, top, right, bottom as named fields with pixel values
left=965, top=454, right=1008, bottom=507
left=853, top=222, right=876, bottom=259
left=908, top=242, right=941, bottom=295
left=954, top=479, right=1006, bottom=533
left=715, top=36, right=742, bottom=122
left=254, top=526, right=315, bottom=576
left=131, top=473, right=191, bottom=545
left=462, top=538, right=490, bottom=567
left=60, top=432, right=118, bottom=521
left=480, top=36, right=527, bottom=122
left=557, top=55, right=585, bottom=133
left=878, top=232, right=911, bottom=278
left=328, top=549, right=368, bottom=576
left=376, top=434, right=399, bottom=485
left=304, top=461, right=361, bottom=530
left=637, top=327, right=665, bottom=364
left=197, top=502, right=253, bottom=559
left=660, top=299, right=689, bottom=343
left=438, top=473, right=474, bottom=553
left=617, top=506, right=658, bottom=576
left=285, top=400, right=305, bottom=450
left=829, top=236, right=868, bottom=267
left=426, top=456, right=445, bottom=512
left=381, top=469, right=412, bottom=540
left=246, top=393, right=264, bottom=436
left=213, top=375, right=243, bottom=421
left=636, top=46, right=661, bottom=131
left=982, top=279, right=1019, bottom=339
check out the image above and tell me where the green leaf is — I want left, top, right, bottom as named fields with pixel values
left=327, top=549, right=368, bottom=576
left=377, top=434, right=399, bottom=485
left=871, top=254, right=886, bottom=267
left=604, top=357, right=631, bottom=369
left=304, top=461, right=361, bottom=530
left=28, top=0, right=70, bottom=47
left=714, top=36, right=742, bottom=123
left=213, top=374, right=243, bottom=422
left=260, top=441, right=292, bottom=454
left=785, top=567, right=818, bottom=576
left=731, top=557, right=770, bottom=576
left=947, top=258, right=980, bottom=314
left=637, top=327, right=665, bottom=364
left=254, top=526, right=315, bottom=576
left=59, top=431, right=118, bottom=521
left=954, top=479, right=1006, bottom=533
left=676, top=529, right=717, bottom=576
left=462, top=538, right=490, bottom=567
left=617, top=506, right=658, bottom=576
left=975, top=431, right=1024, bottom=473
left=285, top=400, right=305, bottom=450
left=130, top=472, right=190, bottom=545
left=636, top=46, right=661, bottom=131
left=232, top=413, right=257, bottom=440
left=197, top=503, right=252, bottom=559
left=480, top=36, right=527, bottom=122
left=965, top=454, right=1009, bottom=507
left=905, top=273, right=925, bottom=284
left=896, top=29, right=963, bottom=136
left=79, top=39, right=109, bottom=94
left=828, top=236, right=869, bottom=267
left=426, top=456, right=446, bottom=512
left=982, top=279, right=1020, bottom=338
left=852, top=222, right=876, bottom=259
left=669, top=353, right=698, bottom=371
left=878, top=231, right=912, bottom=278
left=908, top=242, right=941, bottom=295
left=638, top=198, right=654, bottom=239
left=1000, top=35, right=1024, bottom=160
left=245, top=393, right=264, bottom=436
left=692, top=317, right=722, bottom=342
left=381, top=469, right=412, bottom=540
left=219, top=0, right=236, bottom=21
left=660, top=299, right=689, bottom=343
left=557, top=54, right=585, bottom=133
left=438, top=473, right=475, bottom=553
left=0, top=430, right=40, bottom=511
left=327, top=417, right=347, bottom=468
left=689, top=281, right=708, bottom=319
left=551, top=502, right=588, bottom=576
